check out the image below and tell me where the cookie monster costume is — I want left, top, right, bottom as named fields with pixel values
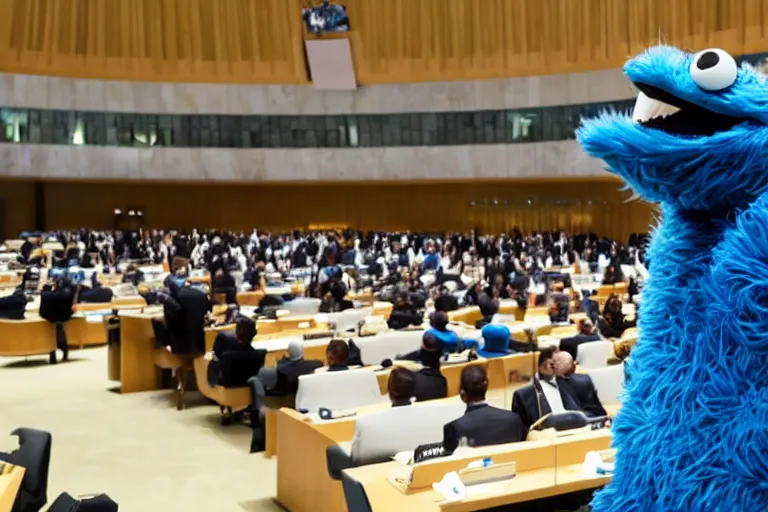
left=577, top=46, right=768, bottom=511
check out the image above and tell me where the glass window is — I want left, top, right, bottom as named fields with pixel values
left=507, top=110, right=539, bottom=142
left=0, top=109, right=28, bottom=143
left=0, top=98, right=645, bottom=148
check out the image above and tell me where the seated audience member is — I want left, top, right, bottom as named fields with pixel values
left=426, top=311, right=461, bottom=353
left=581, top=290, right=600, bottom=325
left=388, top=367, right=416, bottom=407
left=602, top=263, right=623, bottom=285
left=433, top=287, right=459, bottom=313
left=598, top=295, right=636, bottom=338
left=77, top=279, right=114, bottom=303
left=331, top=281, right=354, bottom=311
left=271, top=341, right=324, bottom=394
left=413, top=332, right=448, bottom=402
left=212, top=268, right=237, bottom=305
left=511, top=347, right=581, bottom=430
left=443, top=365, right=525, bottom=453
left=39, top=278, right=79, bottom=363
left=0, top=288, right=27, bottom=319
left=212, top=317, right=256, bottom=361
left=559, top=319, right=601, bottom=361
left=549, top=292, right=571, bottom=324
left=475, top=294, right=499, bottom=329
left=122, top=263, right=143, bottom=287
left=317, top=338, right=350, bottom=372
left=477, top=324, right=512, bottom=358
left=464, top=281, right=483, bottom=307
left=387, top=292, right=422, bottom=330
left=553, top=351, right=607, bottom=418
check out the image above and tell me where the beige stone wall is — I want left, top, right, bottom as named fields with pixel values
left=0, top=141, right=605, bottom=182
left=0, top=69, right=634, bottom=115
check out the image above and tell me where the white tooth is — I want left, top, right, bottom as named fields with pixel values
left=624, top=192, right=642, bottom=203
left=632, top=91, right=681, bottom=123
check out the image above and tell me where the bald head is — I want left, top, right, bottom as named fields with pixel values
left=553, top=351, right=576, bottom=377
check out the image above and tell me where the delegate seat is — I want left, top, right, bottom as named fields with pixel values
left=576, top=341, right=615, bottom=369
left=295, top=368, right=386, bottom=413
left=326, top=403, right=464, bottom=479
left=587, top=363, right=625, bottom=417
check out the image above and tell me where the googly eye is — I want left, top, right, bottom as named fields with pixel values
left=690, top=48, right=738, bottom=91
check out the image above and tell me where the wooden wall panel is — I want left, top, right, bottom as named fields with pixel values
left=0, top=182, right=36, bottom=239
left=343, top=0, right=768, bottom=83
left=1, top=0, right=767, bottom=84
left=22, top=181, right=655, bottom=243
left=0, top=0, right=308, bottom=83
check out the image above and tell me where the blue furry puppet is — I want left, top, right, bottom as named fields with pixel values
left=577, top=46, right=768, bottom=511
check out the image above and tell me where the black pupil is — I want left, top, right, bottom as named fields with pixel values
left=697, top=51, right=720, bottom=70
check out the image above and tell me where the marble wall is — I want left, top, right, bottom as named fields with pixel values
left=0, top=68, right=635, bottom=115
left=0, top=141, right=605, bottom=182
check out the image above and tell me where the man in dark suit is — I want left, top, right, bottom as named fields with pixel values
left=511, top=347, right=581, bottom=430
left=274, top=341, right=324, bottom=394
left=554, top=351, right=607, bottom=418
left=212, top=317, right=256, bottom=361
left=559, top=319, right=601, bottom=361
left=442, top=365, right=525, bottom=454
left=163, top=282, right=212, bottom=356
left=413, top=332, right=448, bottom=402
left=0, top=288, right=27, bottom=320
left=39, top=278, right=79, bottom=363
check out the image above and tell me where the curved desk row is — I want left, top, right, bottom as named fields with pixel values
left=276, top=398, right=613, bottom=512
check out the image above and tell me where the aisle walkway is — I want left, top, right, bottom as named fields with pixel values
left=0, top=346, right=282, bottom=511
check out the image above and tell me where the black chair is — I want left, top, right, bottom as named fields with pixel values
left=340, top=472, right=373, bottom=512
left=47, top=493, right=118, bottom=512
left=0, top=428, right=52, bottom=512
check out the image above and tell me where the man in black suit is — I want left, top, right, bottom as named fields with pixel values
left=273, top=341, right=324, bottom=394
left=0, top=288, right=27, bottom=320
left=554, top=351, right=607, bottom=418
left=212, top=317, right=256, bottom=361
left=559, top=319, right=601, bottom=361
left=413, top=332, right=448, bottom=402
left=163, top=282, right=212, bottom=356
left=511, top=347, right=581, bottom=430
left=39, top=278, right=79, bottom=363
left=442, top=365, right=525, bottom=454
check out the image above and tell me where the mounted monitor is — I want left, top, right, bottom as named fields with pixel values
left=302, top=1, right=350, bottom=34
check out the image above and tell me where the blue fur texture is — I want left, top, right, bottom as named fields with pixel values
left=577, top=46, right=768, bottom=511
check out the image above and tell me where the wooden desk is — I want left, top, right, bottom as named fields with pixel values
left=344, top=431, right=611, bottom=512
left=0, top=318, right=56, bottom=358
left=237, top=291, right=266, bottom=306
left=0, top=465, right=25, bottom=512
left=117, top=312, right=163, bottom=393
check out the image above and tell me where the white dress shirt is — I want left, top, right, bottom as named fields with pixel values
left=537, top=373, right=565, bottom=414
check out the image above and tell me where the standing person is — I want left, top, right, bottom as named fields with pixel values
left=39, top=278, right=79, bottom=363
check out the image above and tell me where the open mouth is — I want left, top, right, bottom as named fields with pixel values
left=632, top=83, right=748, bottom=136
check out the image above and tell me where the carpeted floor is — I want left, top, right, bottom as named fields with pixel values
left=0, top=346, right=283, bottom=511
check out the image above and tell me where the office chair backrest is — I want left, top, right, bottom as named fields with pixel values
left=7, top=427, right=52, bottom=512
left=47, top=493, right=119, bottom=512
left=576, top=341, right=615, bottom=369
left=587, top=364, right=625, bottom=406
